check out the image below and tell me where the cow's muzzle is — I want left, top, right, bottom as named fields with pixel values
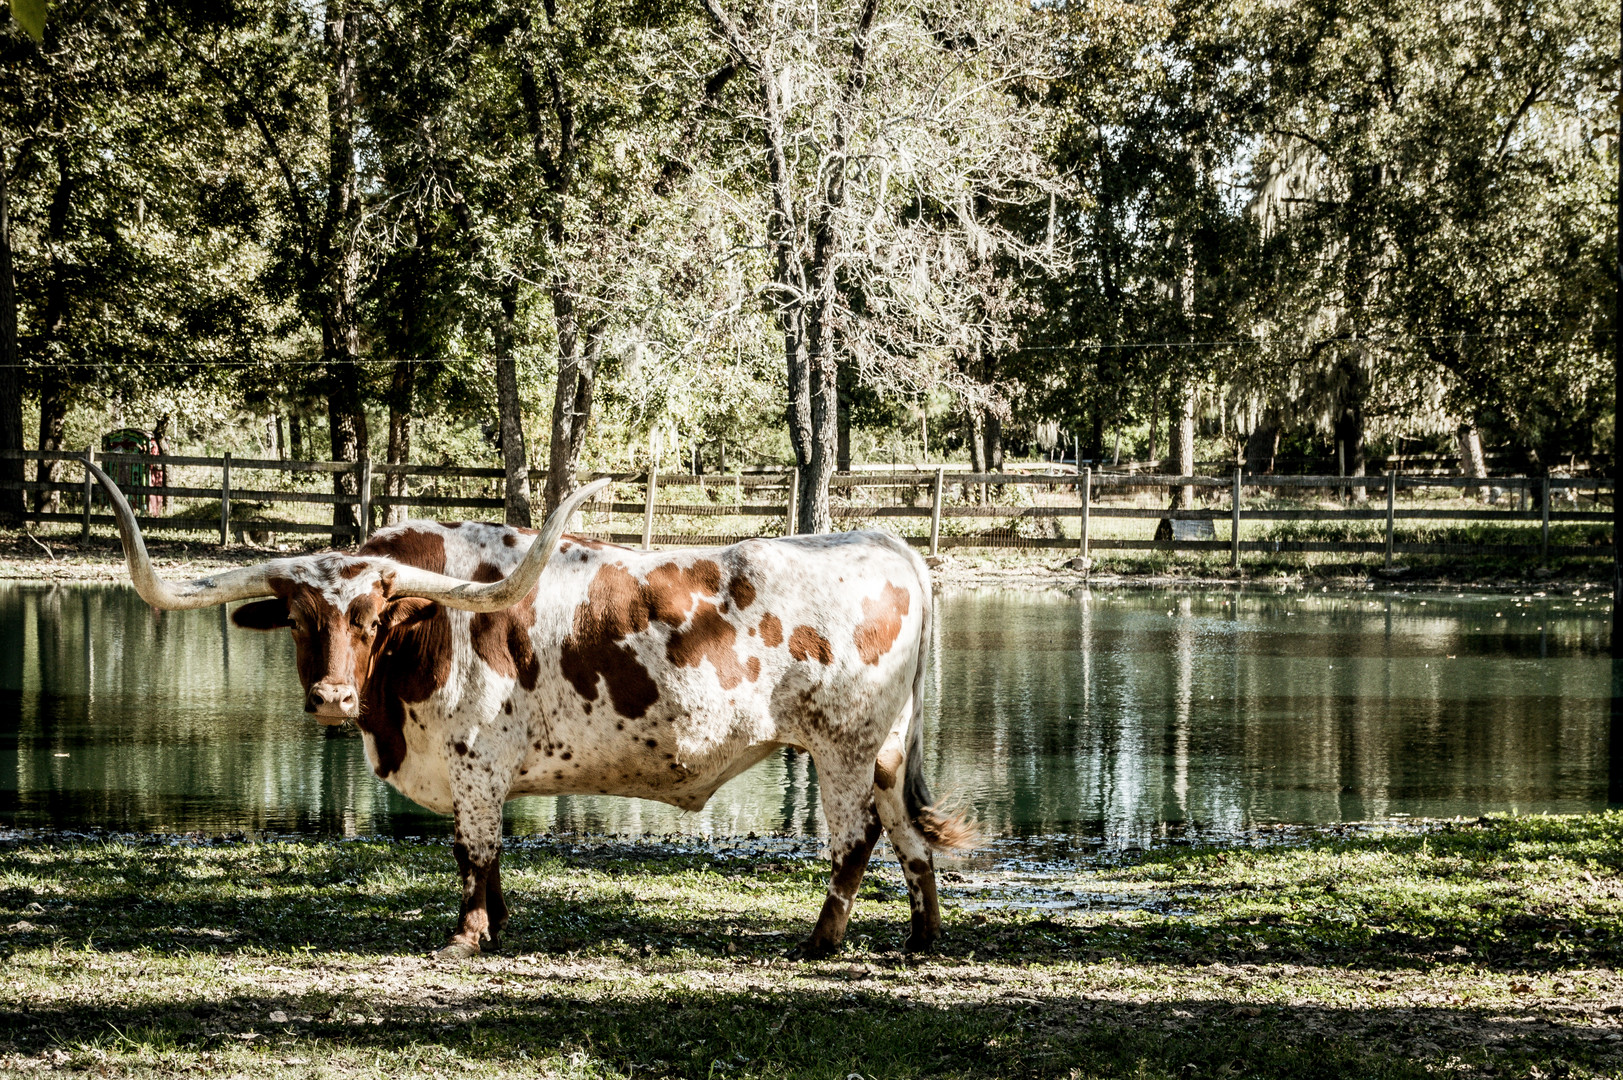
left=306, top=681, right=359, bottom=723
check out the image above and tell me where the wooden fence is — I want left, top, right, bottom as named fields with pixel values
left=0, top=448, right=1612, bottom=566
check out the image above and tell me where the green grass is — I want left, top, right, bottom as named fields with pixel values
left=2, top=814, right=1621, bottom=1077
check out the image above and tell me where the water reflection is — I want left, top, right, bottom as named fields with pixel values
left=928, top=588, right=1610, bottom=847
left=0, top=583, right=1609, bottom=843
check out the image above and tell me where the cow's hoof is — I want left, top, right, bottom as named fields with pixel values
left=787, top=938, right=840, bottom=961
left=903, top=933, right=939, bottom=954
left=433, top=940, right=480, bottom=961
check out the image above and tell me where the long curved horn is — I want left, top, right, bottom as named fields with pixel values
left=387, top=477, right=613, bottom=612
left=87, top=460, right=283, bottom=610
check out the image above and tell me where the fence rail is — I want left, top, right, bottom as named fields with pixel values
left=0, top=448, right=1611, bottom=566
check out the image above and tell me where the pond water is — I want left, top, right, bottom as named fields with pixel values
left=0, top=582, right=1611, bottom=846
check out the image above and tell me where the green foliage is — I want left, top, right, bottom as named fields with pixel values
left=9, top=0, right=43, bottom=41
left=0, top=0, right=1610, bottom=476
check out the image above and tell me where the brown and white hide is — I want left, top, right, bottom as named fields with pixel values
left=238, top=523, right=972, bottom=959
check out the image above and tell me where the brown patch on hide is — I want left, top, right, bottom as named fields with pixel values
left=559, top=563, right=661, bottom=719
left=644, top=560, right=723, bottom=626
left=853, top=582, right=910, bottom=665
left=728, top=572, right=756, bottom=611
left=338, top=559, right=369, bottom=579
left=758, top=613, right=783, bottom=649
left=467, top=561, right=541, bottom=691
left=832, top=807, right=885, bottom=897
left=746, top=656, right=761, bottom=681
left=360, top=528, right=447, bottom=574
left=666, top=602, right=752, bottom=689
left=788, top=625, right=833, bottom=665
left=874, top=744, right=904, bottom=791
left=362, top=597, right=451, bottom=778
left=504, top=534, right=518, bottom=547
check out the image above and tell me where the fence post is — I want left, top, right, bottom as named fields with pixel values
left=1079, top=467, right=1091, bottom=559
left=219, top=451, right=231, bottom=546
left=641, top=470, right=658, bottom=551
left=1541, top=477, right=1550, bottom=561
left=929, top=467, right=944, bottom=556
left=357, top=458, right=372, bottom=541
left=786, top=469, right=799, bottom=536
left=81, top=448, right=94, bottom=545
left=1385, top=471, right=1396, bottom=569
left=1231, top=466, right=1242, bottom=569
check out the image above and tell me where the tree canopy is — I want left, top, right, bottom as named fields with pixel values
left=0, top=0, right=1614, bottom=528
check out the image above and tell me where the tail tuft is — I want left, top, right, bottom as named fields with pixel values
left=914, top=803, right=979, bottom=852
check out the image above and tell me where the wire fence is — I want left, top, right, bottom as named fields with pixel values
left=0, top=449, right=1612, bottom=566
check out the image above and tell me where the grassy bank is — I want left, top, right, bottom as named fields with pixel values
left=2, top=815, right=1621, bottom=1078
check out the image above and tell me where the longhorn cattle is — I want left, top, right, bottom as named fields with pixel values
left=88, top=464, right=972, bottom=958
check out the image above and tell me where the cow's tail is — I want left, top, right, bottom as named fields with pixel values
left=899, top=545, right=978, bottom=853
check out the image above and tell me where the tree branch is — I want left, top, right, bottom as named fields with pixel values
left=151, top=13, right=317, bottom=281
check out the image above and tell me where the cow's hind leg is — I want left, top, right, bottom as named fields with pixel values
left=874, top=726, right=943, bottom=952
left=792, top=760, right=883, bottom=960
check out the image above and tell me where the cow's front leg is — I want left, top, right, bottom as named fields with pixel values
left=437, top=792, right=506, bottom=960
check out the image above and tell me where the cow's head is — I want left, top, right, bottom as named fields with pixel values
left=227, top=555, right=409, bottom=721
left=87, top=463, right=609, bottom=723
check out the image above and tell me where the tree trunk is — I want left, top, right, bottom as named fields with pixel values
left=798, top=319, right=838, bottom=536
left=966, top=400, right=987, bottom=503
left=1148, top=383, right=1160, bottom=465
left=1244, top=417, right=1279, bottom=476
left=151, top=413, right=171, bottom=511
left=982, top=409, right=1003, bottom=473
left=543, top=287, right=605, bottom=518
left=701, top=0, right=878, bottom=537
left=0, top=145, right=23, bottom=522
left=326, top=385, right=365, bottom=541
left=289, top=411, right=305, bottom=461
left=836, top=362, right=852, bottom=473
left=496, top=280, right=533, bottom=526
left=982, top=406, right=1003, bottom=502
left=35, top=140, right=75, bottom=516
left=1169, top=381, right=1196, bottom=509
left=1335, top=403, right=1367, bottom=503
left=386, top=363, right=414, bottom=525
left=1457, top=421, right=1487, bottom=501
left=35, top=376, right=66, bottom=515
left=384, top=213, right=430, bottom=526
left=322, top=0, right=366, bottom=545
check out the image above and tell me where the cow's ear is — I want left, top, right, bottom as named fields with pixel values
left=382, top=597, right=438, bottom=630
left=231, top=598, right=292, bottom=630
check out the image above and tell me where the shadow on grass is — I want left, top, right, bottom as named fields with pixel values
left=1, top=817, right=1620, bottom=974
left=1, top=981, right=1613, bottom=1079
